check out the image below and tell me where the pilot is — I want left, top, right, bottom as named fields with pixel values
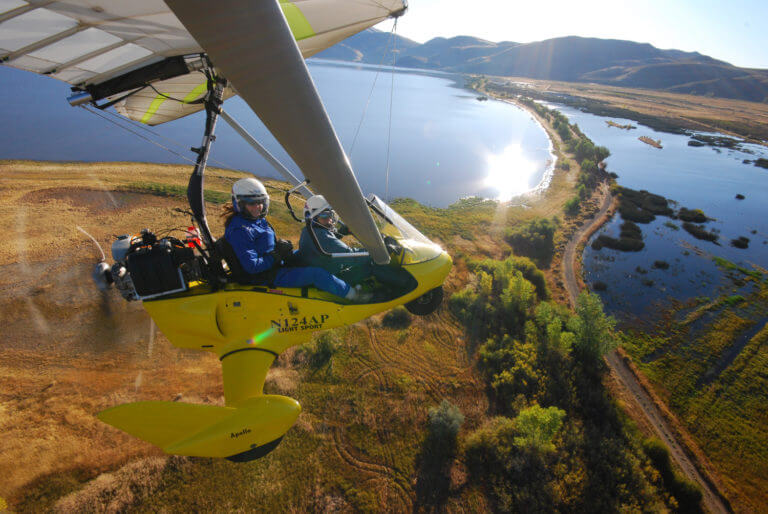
left=296, top=195, right=412, bottom=292
left=224, top=178, right=367, bottom=302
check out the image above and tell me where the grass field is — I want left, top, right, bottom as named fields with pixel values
left=621, top=265, right=768, bottom=512
left=475, top=75, right=768, bottom=144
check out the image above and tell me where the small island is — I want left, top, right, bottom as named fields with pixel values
left=606, top=120, right=636, bottom=130
left=639, top=136, right=663, bottom=149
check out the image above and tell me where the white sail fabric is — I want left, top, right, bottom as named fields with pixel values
left=0, top=0, right=405, bottom=125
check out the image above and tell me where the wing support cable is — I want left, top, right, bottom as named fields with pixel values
left=384, top=17, right=399, bottom=202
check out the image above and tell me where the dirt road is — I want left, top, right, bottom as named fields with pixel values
left=562, top=186, right=729, bottom=514
left=562, top=182, right=614, bottom=306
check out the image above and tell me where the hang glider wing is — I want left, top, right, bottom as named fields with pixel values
left=1, top=0, right=405, bottom=125
left=1, top=0, right=403, bottom=262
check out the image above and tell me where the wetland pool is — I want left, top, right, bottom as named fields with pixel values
left=545, top=103, right=768, bottom=320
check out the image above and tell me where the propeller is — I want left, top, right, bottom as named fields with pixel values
left=76, top=225, right=113, bottom=292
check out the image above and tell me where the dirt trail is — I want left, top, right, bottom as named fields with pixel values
left=330, top=428, right=412, bottom=511
left=562, top=182, right=615, bottom=306
left=562, top=186, right=729, bottom=514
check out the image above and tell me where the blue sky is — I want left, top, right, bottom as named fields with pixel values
left=387, top=0, right=768, bottom=69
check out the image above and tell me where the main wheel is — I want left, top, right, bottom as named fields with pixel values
left=405, top=286, right=443, bottom=316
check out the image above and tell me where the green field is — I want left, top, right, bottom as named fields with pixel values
left=621, top=263, right=768, bottom=512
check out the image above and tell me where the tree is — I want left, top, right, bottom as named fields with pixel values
left=514, top=404, right=566, bottom=453
left=594, top=145, right=611, bottom=162
left=416, top=400, right=465, bottom=507
left=505, top=217, right=558, bottom=267
left=427, top=400, right=464, bottom=448
left=568, top=292, right=617, bottom=366
left=480, top=335, right=542, bottom=409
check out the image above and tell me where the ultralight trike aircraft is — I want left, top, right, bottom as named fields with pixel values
left=0, top=0, right=451, bottom=461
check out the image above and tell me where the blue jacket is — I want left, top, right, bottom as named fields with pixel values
left=224, top=215, right=277, bottom=275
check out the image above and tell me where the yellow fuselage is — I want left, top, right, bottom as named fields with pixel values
left=99, top=241, right=451, bottom=460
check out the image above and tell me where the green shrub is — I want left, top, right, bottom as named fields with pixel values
left=505, top=218, right=558, bottom=266
left=295, top=332, right=339, bottom=371
left=427, top=400, right=464, bottom=449
left=730, top=236, right=749, bottom=249
left=619, top=203, right=655, bottom=223
left=565, top=196, right=581, bottom=216
left=619, top=221, right=642, bottom=239
left=642, top=438, right=702, bottom=511
left=464, top=417, right=517, bottom=475
left=682, top=222, right=718, bottom=242
left=591, top=235, right=644, bottom=252
left=678, top=207, right=708, bottom=223
left=513, top=404, right=566, bottom=453
left=381, top=306, right=412, bottom=329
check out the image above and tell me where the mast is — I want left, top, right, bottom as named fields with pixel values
left=187, top=75, right=226, bottom=249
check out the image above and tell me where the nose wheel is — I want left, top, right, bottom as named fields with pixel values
left=405, top=286, right=443, bottom=316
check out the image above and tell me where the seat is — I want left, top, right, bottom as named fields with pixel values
left=212, top=237, right=266, bottom=285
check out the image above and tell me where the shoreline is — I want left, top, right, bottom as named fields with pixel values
left=474, top=81, right=733, bottom=513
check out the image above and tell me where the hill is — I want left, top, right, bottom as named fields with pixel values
left=316, top=31, right=768, bottom=103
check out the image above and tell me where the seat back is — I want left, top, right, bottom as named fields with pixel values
left=213, top=237, right=259, bottom=284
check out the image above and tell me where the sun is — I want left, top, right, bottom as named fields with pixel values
left=484, top=144, right=539, bottom=201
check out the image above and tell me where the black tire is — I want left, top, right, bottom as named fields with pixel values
left=405, top=286, right=443, bottom=316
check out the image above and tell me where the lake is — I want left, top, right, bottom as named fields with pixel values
left=544, top=103, right=768, bottom=319
left=0, top=60, right=553, bottom=207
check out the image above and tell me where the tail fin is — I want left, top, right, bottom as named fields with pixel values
left=98, top=395, right=300, bottom=460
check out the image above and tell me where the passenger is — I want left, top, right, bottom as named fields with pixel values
left=296, top=195, right=412, bottom=293
left=224, top=178, right=367, bottom=302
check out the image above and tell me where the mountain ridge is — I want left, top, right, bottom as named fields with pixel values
left=316, top=31, right=768, bottom=103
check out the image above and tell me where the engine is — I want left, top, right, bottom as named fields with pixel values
left=106, top=229, right=202, bottom=301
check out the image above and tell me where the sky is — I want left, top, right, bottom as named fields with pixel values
left=384, top=0, right=768, bottom=69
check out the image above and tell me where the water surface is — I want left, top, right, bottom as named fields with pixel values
left=545, top=104, right=768, bottom=318
left=0, top=60, right=553, bottom=207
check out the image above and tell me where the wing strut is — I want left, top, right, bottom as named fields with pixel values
left=219, top=110, right=313, bottom=199
left=165, top=0, right=391, bottom=264
left=187, top=74, right=226, bottom=250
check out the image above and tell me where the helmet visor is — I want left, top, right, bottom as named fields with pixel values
left=237, top=194, right=269, bottom=218
left=315, top=209, right=337, bottom=223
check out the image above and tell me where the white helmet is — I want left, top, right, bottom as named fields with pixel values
left=232, top=178, right=269, bottom=219
left=303, top=195, right=335, bottom=222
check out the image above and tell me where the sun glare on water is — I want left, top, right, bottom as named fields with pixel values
left=484, top=144, right=540, bottom=202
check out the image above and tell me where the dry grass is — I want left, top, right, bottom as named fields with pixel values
left=487, top=76, right=768, bottom=143
left=0, top=160, right=500, bottom=510
left=53, top=457, right=184, bottom=513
